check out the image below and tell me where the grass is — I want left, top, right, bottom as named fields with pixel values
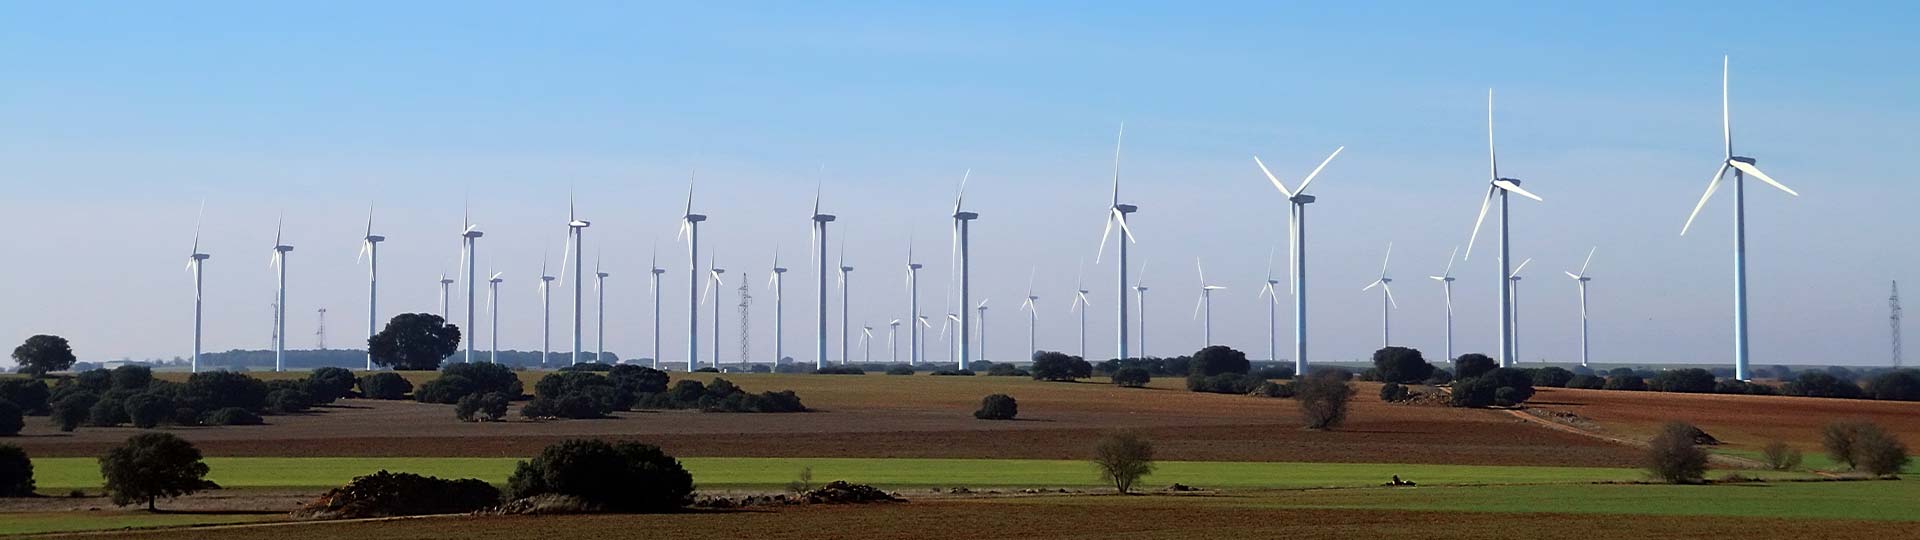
left=1715, top=448, right=1919, bottom=474
left=0, top=512, right=280, bottom=536
left=27, top=456, right=1820, bottom=491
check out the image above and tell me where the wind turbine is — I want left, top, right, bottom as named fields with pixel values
left=1019, top=269, right=1039, bottom=362
left=1465, top=89, right=1545, bottom=368
left=859, top=323, right=875, bottom=364
left=811, top=183, right=837, bottom=370
left=1429, top=246, right=1460, bottom=361
left=975, top=299, right=990, bottom=362
left=887, top=319, right=901, bottom=363
left=702, top=255, right=726, bottom=369
left=269, top=214, right=293, bottom=372
left=838, top=242, right=854, bottom=365
left=677, top=175, right=706, bottom=372
left=1193, top=258, right=1226, bottom=346
left=594, top=255, right=609, bottom=364
left=768, top=248, right=787, bottom=366
left=487, top=270, right=503, bottom=363
left=1258, top=249, right=1281, bottom=365
left=357, top=203, right=384, bottom=371
left=1680, top=56, right=1800, bottom=381
left=460, top=206, right=483, bottom=364
left=186, top=201, right=210, bottom=373
left=650, top=246, right=666, bottom=369
left=1361, top=243, right=1398, bottom=348
left=562, top=195, right=591, bottom=365
left=539, top=252, right=556, bottom=367
left=1255, top=144, right=1345, bottom=376
left=1133, top=261, right=1149, bottom=358
left=1095, top=125, right=1138, bottom=362
left=1070, top=260, right=1091, bottom=360
left=438, top=274, right=454, bottom=320
left=950, top=171, right=979, bottom=370
left=905, top=239, right=924, bottom=365
left=915, top=315, right=932, bottom=365
left=1565, top=247, right=1597, bottom=368
left=940, top=312, right=961, bottom=364
left=1507, top=257, right=1533, bottom=362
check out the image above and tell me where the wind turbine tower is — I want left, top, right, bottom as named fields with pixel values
left=976, top=299, right=990, bottom=362
left=1020, top=269, right=1039, bottom=362
left=460, top=211, right=483, bottom=364
left=594, top=256, right=609, bottom=364
left=811, top=186, right=836, bottom=369
left=487, top=271, right=503, bottom=363
left=1429, top=247, right=1460, bottom=361
left=438, top=274, right=454, bottom=319
left=565, top=198, right=590, bottom=365
left=651, top=248, right=666, bottom=369
left=768, top=250, right=787, bottom=366
left=1564, top=248, right=1596, bottom=367
left=186, top=203, right=210, bottom=373
left=839, top=245, right=854, bottom=364
left=269, top=216, right=293, bottom=372
left=1255, top=145, right=1345, bottom=376
left=951, top=172, right=979, bottom=369
left=1071, top=260, right=1091, bottom=360
left=1362, top=243, right=1398, bottom=348
left=677, top=177, right=706, bottom=372
left=539, top=256, right=556, bottom=367
left=1096, top=126, right=1137, bottom=362
left=1258, top=250, right=1281, bottom=364
left=1465, top=89, right=1546, bottom=368
left=358, top=204, right=383, bottom=370
left=704, top=259, right=726, bottom=369
left=1134, top=262, right=1149, bottom=358
left=1506, top=257, right=1534, bottom=362
left=905, top=242, right=924, bottom=365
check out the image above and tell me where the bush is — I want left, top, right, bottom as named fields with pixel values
left=442, top=363, right=524, bottom=399
left=359, top=373, right=413, bottom=400
left=0, top=379, right=50, bottom=416
left=1091, top=432, right=1154, bottom=494
left=1531, top=367, right=1575, bottom=388
left=182, top=371, right=269, bottom=412
left=300, top=470, right=500, bottom=519
left=1030, top=351, right=1092, bottom=381
left=1452, top=368, right=1535, bottom=408
left=884, top=364, right=915, bottom=375
left=1297, top=373, right=1353, bottom=430
left=1649, top=368, right=1717, bottom=393
left=99, top=433, right=219, bottom=510
left=1186, top=373, right=1264, bottom=394
left=456, top=392, right=511, bottom=422
left=1256, top=365, right=1296, bottom=380
left=1379, top=382, right=1410, bottom=403
left=1189, top=346, right=1250, bottom=377
left=1645, top=421, right=1710, bottom=483
left=0, top=400, right=21, bottom=436
left=608, top=365, right=669, bottom=395
left=1252, top=381, right=1296, bottom=398
left=0, top=444, right=31, bottom=496
left=88, top=393, right=131, bottom=427
left=560, top=362, right=614, bottom=372
left=506, top=439, right=694, bottom=512
left=1604, top=374, right=1648, bottom=391
left=1370, top=347, right=1434, bottom=383
left=266, top=388, right=313, bottom=414
left=74, top=369, right=112, bottom=393
left=110, top=365, right=153, bottom=391
left=812, top=365, right=866, bottom=375
left=1357, top=368, right=1381, bottom=382
left=1566, top=374, right=1605, bottom=390
left=929, top=369, right=974, bottom=376
left=1454, top=354, right=1497, bottom=379
left=306, top=367, right=358, bottom=403
left=986, top=363, right=1030, bottom=377
left=124, top=393, right=175, bottom=429
left=1865, top=369, right=1920, bottom=401
left=1781, top=372, right=1863, bottom=399
left=1762, top=441, right=1803, bottom=471
left=1824, top=420, right=1911, bottom=475
left=974, top=394, right=1018, bottom=420
left=1424, top=368, right=1453, bottom=385
left=414, top=375, right=478, bottom=405
left=203, top=407, right=263, bottom=426
left=49, top=392, right=96, bottom=432
left=1111, top=367, right=1152, bottom=388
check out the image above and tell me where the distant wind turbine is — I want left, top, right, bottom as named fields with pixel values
left=859, top=323, right=875, bottom=364
left=811, top=182, right=837, bottom=369
left=1361, top=243, right=1398, bottom=348
left=950, top=171, right=979, bottom=369
left=1258, top=248, right=1281, bottom=364
left=186, top=201, right=210, bottom=373
left=594, top=255, right=609, bottom=364
left=487, top=269, right=503, bottom=363
left=1565, top=247, right=1597, bottom=368
left=767, top=248, right=787, bottom=366
left=269, top=214, right=293, bottom=372
left=700, top=254, right=727, bottom=369
left=1020, top=269, right=1040, bottom=362
left=975, top=299, right=990, bottom=362
left=1255, top=144, right=1345, bottom=376
left=562, top=195, right=591, bottom=365
left=905, top=239, right=924, bottom=365
left=677, top=174, right=706, bottom=372
left=650, top=245, right=666, bottom=369
left=887, top=319, right=901, bottom=363
left=1096, top=125, right=1138, bottom=362
left=1070, top=260, right=1090, bottom=360
left=1193, top=258, right=1226, bottom=346
left=1506, top=257, right=1533, bottom=362
left=539, top=252, right=556, bottom=367
left=459, top=205, right=483, bottom=364
left=1428, top=246, right=1460, bottom=361
left=1133, top=261, right=1149, bottom=358
left=838, top=242, right=855, bottom=365
left=438, top=274, right=454, bottom=320
left=1465, top=89, right=1546, bottom=368
left=357, top=203, right=383, bottom=371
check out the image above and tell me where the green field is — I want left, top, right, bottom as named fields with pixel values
left=28, top=456, right=1820, bottom=492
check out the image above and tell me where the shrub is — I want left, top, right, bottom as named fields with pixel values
left=203, top=407, right=263, bottom=426
left=1091, top=432, right=1154, bottom=494
left=884, top=365, right=915, bottom=375
left=1454, top=354, right=1497, bottom=379
left=1186, top=373, right=1264, bottom=394
left=456, top=392, right=511, bottom=422
left=88, top=393, right=131, bottom=427
left=442, top=363, right=524, bottom=399
left=1370, top=347, right=1433, bottom=383
left=974, top=394, right=1018, bottom=420
left=74, top=369, right=112, bottom=393
left=305, top=367, right=358, bottom=403
left=110, top=365, right=153, bottom=391
left=266, top=388, right=313, bottom=414
left=560, top=362, right=614, bottom=372
left=1112, top=367, right=1152, bottom=388
left=506, top=439, right=694, bottom=512
left=608, top=364, right=669, bottom=395
left=1256, top=365, right=1296, bottom=380
left=1781, top=372, right=1863, bottom=399
left=49, top=392, right=97, bottom=432
left=1252, top=381, right=1296, bottom=398
left=1030, top=351, right=1091, bottom=381
left=300, top=470, right=500, bottom=519
left=99, top=433, right=219, bottom=510
left=1762, top=441, right=1803, bottom=471
left=986, top=363, right=1031, bottom=377
left=929, top=369, right=974, bottom=376
left=1189, top=346, right=1250, bottom=377
left=1645, top=421, right=1710, bottom=483
left=0, top=400, right=21, bottom=436
left=1566, top=374, right=1606, bottom=389
left=812, top=365, right=866, bottom=375
left=1379, top=382, right=1410, bottom=403
left=182, top=371, right=269, bottom=412
left=1604, top=374, right=1648, bottom=391
left=0, top=379, right=51, bottom=416
left=1311, top=367, right=1354, bottom=381
left=1452, top=368, right=1535, bottom=408
left=359, top=373, right=413, bottom=400
left=1531, top=367, right=1576, bottom=388
left=1865, top=369, right=1920, bottom=401
left=0, top=444, right=32, bottom=496
left=1424, top=368, right=1454, bottom=385
left=124, top=393, right=175, bottom=429
left=1649, top=368, right=1718, bottom=393
left=414, top=375, right=478, bottom=405
left=1824, top=420, right=1910, bottom=475
left=1297, top=373, right=1353, bottom=430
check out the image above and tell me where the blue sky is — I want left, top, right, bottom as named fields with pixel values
left=2, top=1, right=1916, bottom=368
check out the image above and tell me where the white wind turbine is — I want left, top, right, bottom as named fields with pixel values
left=1133, top=261, right=1149, bottom=358
left=1428, top=246, right=1460, bottom=361
left=811, top=183, right=837, bottom=369
left=539, top=252, right=556, bottom=367
left=1257, top=248, right=1281, bottom=364
left=650, top=246, right=666, bottom=369
left=859, top=323, right=875, bottom=364
left=1193, top=258, right=1226, bottom=346
left=950, top=171, right=979, bottom=369
left=887, top=319, right=901, bottom=363
left=1465, top=89, right=1546, bottom=368
left=561, top=195, right=590, bottom=365
left=1506, top=257, right=1533, bottom=362
left=702, top=254, right=726, bottom=369
left=594, top=255, right=610, bottom=364
left=1361, top=243, right=1399, bottom=348
left=438, top=273, right=454, bottom=320
left=186, top=201, right=210, bottom=373
left=487, top=270, right=503, bottom=363
left=357, top=203, right=384, bottom=371
left=459, top=206, right=483, bottom=364
left=838, top=242, right=854, bottom=365
left=1680, top=56, right=1800, bottom=381
left=904, top=239, right=924, bottom=365
left=677, top=175, right=707, bottom=372
left=1255, top=145, right=1345, bottom=376
left=1019, top=269, right=1039, bottom=362
left=915, top=315, right=933, bottom=364
left=941, top=312, right=961, bottom=364
left=1564, top=247, right=1597, bottom=368
left=767, top=248, right=787, bottom=366
left=975, top=298, right=990, bottom=362
left=269, top=214, right=293, bottom=372
left=1095, top=125, right=1138, bottom=362
left=1070, top=260, right=1092, bottom=360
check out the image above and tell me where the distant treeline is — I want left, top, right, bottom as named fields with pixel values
left=194, top=349, right=627, bottom=371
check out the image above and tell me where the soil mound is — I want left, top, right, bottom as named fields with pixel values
left=800, top=481, right=905, bottom=504
left=491, top=494, right=604, bottom=515
left=296, top=470, right=500, bottom=519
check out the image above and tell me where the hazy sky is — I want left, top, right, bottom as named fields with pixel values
left=3, top=2, right=1916, bottom=368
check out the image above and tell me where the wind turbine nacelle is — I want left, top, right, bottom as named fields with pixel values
left=909, top=263, right=924, bottom=270
left=652, top=269, right=667, bottom=275
left=1134, top=286, right=1149, bottom=292
left=569, top=220, right=591, bottom=228
left=1497, top=177, right=1523, bottom=185
left=1731, top=156, right=1756, bottom=165
left=597, top=272, right=610, bottom=278
left=1114, top=204, right=1138, bottom=213
left=275, top=246, right=295, bottom=252
left=365, top=235, right=386, bottom=242
left=441, top=279, right=456, bottom=285
left=773, top=267, right=788, bottom=273
left=542, top=276, right=556, bottom=282
left=463, top=231, right=485, bottom=238
left=812, top=214, right=836, bottom=222
left=192, top=253, right=211, bottom=260
left=1291, top=194, right=1317, bottom=204
left=685, top=214, right=708, bottom=223
left=490, top=279, right=504, bottom=284
left=841, top=266, right=855, bottom=272
left=953, top=211, right=979, bottom=220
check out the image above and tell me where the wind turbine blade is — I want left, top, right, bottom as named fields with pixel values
left=1681, top=163, right=1730, bottom=235
left=1511, top=258, right=1533, bottom=277
left=1723, top=55, right=1732, bottom=159
left=1493, top=179, right=1544, bottom=202
left=1110, top=123, right=1125, bottom=206
left=1363, top=279, right=1381, bottom=292
left=1429, top=275, right=1447, bottom=281
left=356, top=241, right=370, bottom=264
left=1565, top=271, right=1582, bottom=280
left=1443, top=245, right=1459, bottom=277
left=1579, top=246, right=1596, bottom=276
left=1465, top=186, right=1495, bottom=260
left=1254, top=156, right=1293, bottom=198
left=1192, top=295, right=1204, bottom=320
left=557, top=231, right=573, bottom=287
left=1094, top=216, right=1114, bottom=264
left=1293, top=145, right=1345, bottom=195
left=190, top=199, right=205, bottom=255
left=1114, top=208, right=1137, bottom=243
left=1380, top=242, right=1393, bottom=276
left=954, top=169, right=970, bottom=214
left=1488, top=88, right=1498, bottom=180
left=1729, top=161, right=1798, bottom=196
left=1383, top=283, right=1398, bottom=309
left=1195, top=257, right=1206, bottom=288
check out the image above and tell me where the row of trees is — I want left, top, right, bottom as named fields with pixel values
left=1647, top=419, right=1909, bottom=483
left=0, top=365, right=354, bottom=434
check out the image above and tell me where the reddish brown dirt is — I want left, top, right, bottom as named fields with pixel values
left=8, top=375, right=1638, bottom=466
left=1524, top=386, right=1920, bottom=452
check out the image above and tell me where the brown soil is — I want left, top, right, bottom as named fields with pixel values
left=1524, top=386, right=1920, bottom=452
left=6, top=374, right=1639, bottom=467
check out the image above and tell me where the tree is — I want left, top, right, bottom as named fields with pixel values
left=1761, top=441, right=1803, bottom=471
left=1649, top=368, right=1717, bottom=393
left=1091, top=431, right=1155, bottom=494
left=49, top=392, right=97, bottom=432
left=1531, top=367, right=1576, bottom=388
left=1111, top=367, right=1152, bottom=388
left=182, top=371, right=269, bottom=412
left=0, top=379, right=51, bottom=416
left=305, top=367, right=358, bottom=403
left=974, top=394, right=1018, bottom=420
left=456, top=392, right=510, bottom=422
left=98, top=433, right=219, bottom=510
left=0, top=444, right=32, bottom=496
left=110, top=365, right=153, bottom=391
left=0, top=399, right=21, bottom=436
left=1451, top=368, right=1536, bottom=408
left=359, top=373, right=413, bottom=400
left=368, top=313, right=461, bottom=371
left=1454, top=353, right=1496, bottom=379
left=1189, top=346, right=1250, bottom=377
left=441, top=363, right=523, bottom=398
left=1604, top=374, right=1648, bottom=391
left=1782, top=372, right=1864, bottom=399
left=1644, top=421, right=1709, bottom=484
left=507, top=439, right=694, bottom=512
left=1824, top=420, right=1910, bottom=475
left=609, top=364, right=670, bottom=395
left=414, top=375, right=478, bottom=404
left=1369, top=346, right=1433, bottom=384
left=1865, top=369, right=1920, bottom=401
left=1296, top=372, right=1353, bottom=430
left=12, top=335, right=76, bottom=377
left=124, top=393, right=175, bottom=429
left=1030, top=351, right=1093, bottom=381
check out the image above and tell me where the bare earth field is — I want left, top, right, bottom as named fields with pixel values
left=10, top=373, right=1639, bottom=467
left=1525, top=386, right=1920, bottom=451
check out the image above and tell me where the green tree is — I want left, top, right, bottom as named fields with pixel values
left=0, top=444, right=33, bottom=496
left=98, top=433, right=219, bottom=510
left=1645, top=421, right=1710, bottom=483
left=1188, top=346, right=1250, bottom=377
left=507, top=439, right=694, bottom=512
left=1369, top=346, right=1433, bottom=383
left=1454, top=353, right=1496, bottom=379
left=12, top=335, right=77, bottom=377
left=368, top=314, right=461, bottom=371
left=1092, top=431, right=1155, bottom=494
left=1030, top=351, right=1092, bottom=381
